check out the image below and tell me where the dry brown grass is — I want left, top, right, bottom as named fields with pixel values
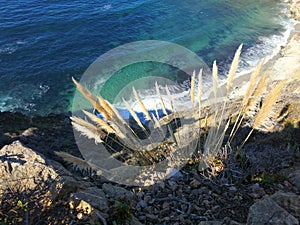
left=64, top=47, right=288, bottom=176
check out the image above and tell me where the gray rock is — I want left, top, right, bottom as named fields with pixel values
left=0, top=141, right=79, bottom=202
left=0, top=141, right=111, bottom=220
left=198, top=217, right=244, bottom=225
left=271, top=191, right=300, bottom=217
left=289, top=169, right=300, bottom=192
left=70, top=187, right=108, bottom=212
left=198, top=221, right=222, bottom=225
left=102, top=183, right=135, bottom=201
left=190, top=178, right=201, bottom=188
left=137, top=199, right=147, bottom=208
left=247, top=196, right=299, bottom=225
left=0, top=141, right=57, bottom=192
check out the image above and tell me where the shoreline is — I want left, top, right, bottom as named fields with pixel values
left=225, top=0, right=300, bottom=99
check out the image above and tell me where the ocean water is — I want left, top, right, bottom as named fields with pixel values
left=0, top=0, right=293, bottom=115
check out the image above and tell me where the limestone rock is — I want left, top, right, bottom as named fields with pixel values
left=271, top=192, right=300, bottom=218
left=247, top=196, right=299, bottom=225
left=289, top=169, right=300, bottom=192
left=70, top=187, right=108, bottom=212
left=0, top=141, right=80, bottom=203
left=198, top=218, right=244, bottom=225
left=102, top=183, right=135, bottom=201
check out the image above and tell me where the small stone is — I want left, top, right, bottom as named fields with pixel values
left=168, top=180, right=178, bottom=191
left=144, top=195, right=152, bottom=203
left=69, top=200, right=75, bottom=210
left=77, top=212, right=83, bottom=220
left=138, top=200, right=147, bottom=208
left=162, top=201, right=171, bottom=209
left=229, top=186, right=237, bottom=192
left=76, top=200, right=92, bottom=215
left=102, top=183, right=135, bottom=201
left=250, top=183, right=265, bottom=199
left=159, top=181, right=166, bottom=189
left=190, top=178, right=201, bottom=188
left=145, top=213, right=158, bottom=222
left=202, top=200, right=210, bottom=207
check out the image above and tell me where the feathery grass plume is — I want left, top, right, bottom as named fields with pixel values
left=55, top=151, right=94, bottom=173
left=227, top=44, right=243, bottom=96
left=197, top=69, right=203, bottom=122
left=242, top=59, right=265, bottom=107
left=197, top=69, right=203, bottom=108
left=191, top=70, right=196, bottom=106
left=165, top=85, right=175, bottom=112
left=71, top=116, right=102, bottom=134
left=103, top=98, right=128, bottom=126
left=72, top=77, right=109, bottom=121
left=253, top=80, right=287, bottom=129
left=100, top=98, right=140, bottom=142
left=152, top=112, right=163, bottom=131
left=82, top=110, right=115, bottom=134
left=122, top=97, right=146, bottom=131
left=228, top=59, right=265, bottom=142
left=155, top=103, right=160, bottom=119
left=246, top=71, right=270, bottom=114
left=71, top=117, right=103, bottom=144
left=97, top=95, right=115, bottom=120
left=212, top=60, right=218, bottom=99
left=132, top=87, right=151, bottom=121
left=156, top=82, right=168, bottom=116
left=239, top=80, right=287, bottom=152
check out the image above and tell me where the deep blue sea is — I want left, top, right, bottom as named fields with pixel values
left=0, top=0, right=293, bottom=115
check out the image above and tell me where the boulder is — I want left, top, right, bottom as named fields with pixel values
left=102, top=183, right=135, bottom=201
left=271, top=192, right=300, bottom=218
left=0, top=141, right=81, bottom=203
left=69, top=187, right=108, bottom=212
left=247, top=195, right=299, bottom=225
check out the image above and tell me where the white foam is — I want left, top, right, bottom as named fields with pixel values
left=236, top=13, right=296, bottom=78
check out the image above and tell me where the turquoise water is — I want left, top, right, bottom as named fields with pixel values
left=0, top=0, right=292, bottom=115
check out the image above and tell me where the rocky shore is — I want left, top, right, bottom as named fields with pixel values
left=1, top=1, right=300, bottom=224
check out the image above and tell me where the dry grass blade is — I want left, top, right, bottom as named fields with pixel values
left=246, top=71, right=270, bottom=114
left=228, top=60, right=265, bottom=143
left=70, top=116, right=105, bottom=141
left=238, top=80, right=286, bottom=154
left=132, top=87, right=151, bottom=121
left=227, top=44, right=243, bottom=96
left=253, top=80, right=286, bottom=129
left=82, top=110, right=115, bottom=134
left=72, top=77, right=109, bottom=120
left=152, top=112, right=163, bottom=130
left=55, top=151, right=90, bottom=170
left=123, top=98, right=145, bottom=130
left=242, top=59, right=264, bottom=107
left=212, top=60, right=218, bottom=99
left=197, top=69, right=203, bottom=106
left=197, top=69, right=203, bottom=120
left=103, top=99, right=127, bottom=125
left=97, top=95, right=115, bottom=120
left=155, top=82, right=168, bottom=115
left=165, top=85, right=175, bottom=112
left=71, top=116, right=99, bottom=132
left=191, top=70, right=196, bottom=106
left=71, top=121, right=103, bottom=144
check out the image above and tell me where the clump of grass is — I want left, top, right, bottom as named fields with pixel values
left=58, top=46, right=288, bottom=185
left=112, top=198, right=132, bottom=225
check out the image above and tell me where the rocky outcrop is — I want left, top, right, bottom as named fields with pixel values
left=0, top=141, right=83, bottom=203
